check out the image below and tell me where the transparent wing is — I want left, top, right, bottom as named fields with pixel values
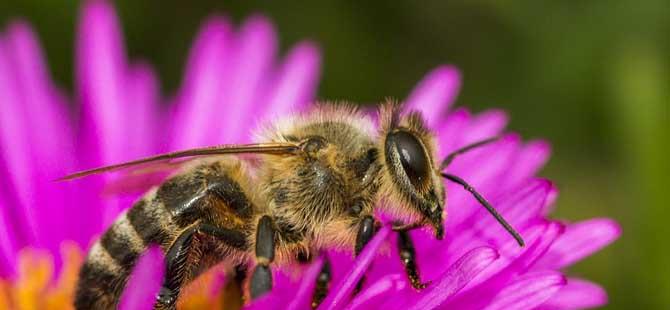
left=59, top=142, right=299, bottom=181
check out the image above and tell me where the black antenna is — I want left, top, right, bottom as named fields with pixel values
left=439, top=136, right=500, bottom=170
left=441, top=173, right=524, bottom=247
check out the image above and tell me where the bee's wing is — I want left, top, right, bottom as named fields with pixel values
left=58, top=142, right=299, bottom=181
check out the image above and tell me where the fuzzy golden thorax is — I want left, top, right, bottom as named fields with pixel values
left=256, top=105, right=381, bottom=252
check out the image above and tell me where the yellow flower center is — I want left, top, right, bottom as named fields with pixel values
left=0, top=242, right=236, bottom=309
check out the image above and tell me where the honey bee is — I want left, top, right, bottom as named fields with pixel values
left=63, top=103, right=524, bottom=310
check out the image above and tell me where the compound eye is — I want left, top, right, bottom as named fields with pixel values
left=389, top=131, right=429, bottom=187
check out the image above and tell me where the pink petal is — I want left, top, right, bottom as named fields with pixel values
left=118, top=246, right=165, bottom=310
left=406, top=246, right=499, bottom=310
left=469, top=179, right=556, bottom=243
left=286, top=257, right=325, bottom=310
left=125, top=63, right=159, bottom=158
left=537, top=278, right=608, bottom=310
left=404, top=65, right=461, bottom=127
left=447, top=222, right=565, bottom=308
left=318, top=226, right=391, bottom=310
left=460, top=109, right=508, bottom=145
left=535, top=218, right=621, bottom=269
left=0, top=37, right=39, bottom=246
left=442, top=134, right=520, bottom=227
left=502, top=140, right=551, bottom=190
left=169, top=16, right=232, bottom=149
left=5, top=21, right=76, bottom=252
left=0, top=201, right=18, bottom=276
left=5, top=21, right=74, bottom=175
left=76, top=0, right=135, bottom=232
left=435, top=107, right=471, bottom=157
left=258, top=42, right=320, bottom=123
left=218, top=15, right=277, bottom=143
left=483, top=271, right=566, bottom=310
left=345, top=274, right=407, bottom=310
left=77, top=0, right=129, bottom=163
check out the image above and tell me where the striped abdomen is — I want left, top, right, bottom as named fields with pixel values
left=74, top=194, right=180, bottom=309
left=75, top=161, right=255, bottom=309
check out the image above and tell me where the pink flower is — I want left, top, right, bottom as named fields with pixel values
left=0, top=1, right=619, bottom=309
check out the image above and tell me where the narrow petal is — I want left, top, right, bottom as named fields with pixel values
left=483, top=271, right=566, bottom=310
left=77, top=0, right=128, bottom=163
left=406, top=247, right=499, bottom=310
left=404, top=65, right=461, bottom=127
left=535, top=218, right=621, bottom=269
left=0, top=38, right=39, bottom=246
left=118, top=246, right=165, bottom=310
left=169, top=16, right=232, bottom=149
left=502, top=140, right=551, bottom=190
left=346, top=274, right=407, bottom=310
left=76, top=0, right=143, bottom=231
left=469, top=179, right=555, bottom=243
left=537, top=278, right=608, bottom=310
left=460, top=109, right=508, bottom=145
left=318, top=226, right=391, bottom=310
left=5, top=21, right=74, bottom=175
left=125, top=62, right=159, bottom=157
left=259, top=42, right=320, bottom=123
left=447, top=222, right=564, bottom=308
left=5, top=21, right=75, bottom=253
left=218, top=15, right=277, bottom=143
left=286, top=257, right=325, bottom=310
left=435, top=107, right=471, bottom=157
left=0, top=201, right=18, bottom=276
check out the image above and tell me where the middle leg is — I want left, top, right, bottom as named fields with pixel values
left=249, top=215, right=276, bottom=300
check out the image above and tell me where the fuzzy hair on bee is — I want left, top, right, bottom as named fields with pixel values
left=65, top=101, right=523, bottom=310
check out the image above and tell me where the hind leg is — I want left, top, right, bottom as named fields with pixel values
left=155, top=224, right=248, bottom=310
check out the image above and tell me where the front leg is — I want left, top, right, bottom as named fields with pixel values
left=397, top=229, right=430, bottom=289
left=250, top=215, right=276, bottom=299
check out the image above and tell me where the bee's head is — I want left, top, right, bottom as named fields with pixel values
left=378, top=104, right=446, bottom=239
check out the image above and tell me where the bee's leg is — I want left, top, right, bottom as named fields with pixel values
left=397, top=229, right=430, bottom=289
left=250, top=215, right=276, bottom=299
left=310, top=256, right=332, bottom=309
left=155, top=224, right=248, bottom=310
left=352, top=215, right=377, bottom=294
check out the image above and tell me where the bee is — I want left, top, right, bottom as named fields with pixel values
left=62, top=103, right=524, bottom=310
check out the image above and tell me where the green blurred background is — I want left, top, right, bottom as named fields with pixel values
left=1, top=0, right=667, bottom=308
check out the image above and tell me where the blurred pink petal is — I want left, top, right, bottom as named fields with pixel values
left=502, top=140, right=551, bottom=190
left=435, top=107, right=470, bottom=156
left=118, top=245, right=165, bottom=310
left=219, top=16, right=277, bottom=143
left=460, top=109, right=508, bottom=144
left=77, top=0, right=129, bottom=163
left=259, top=42, right=320, bottom=122
left=125, top=63, right=160, bottom=158
left=537, top=278, right=608, bottom=310
left=0, top=38, right=39, bottom=246
left=170, top=16, right=232, bottom=149
left=404, top=65, right=461, bottom=127
left=536, top=218, right=621, bottom=269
